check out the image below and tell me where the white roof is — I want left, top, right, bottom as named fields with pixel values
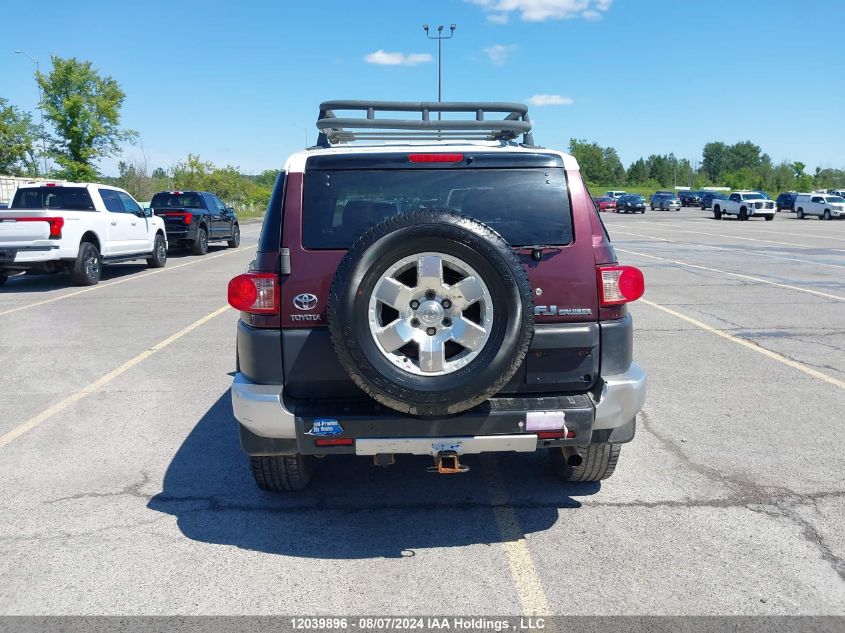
left=16, top=180, right=125, bottom=191
left=283, top=140, right=580, bottom=173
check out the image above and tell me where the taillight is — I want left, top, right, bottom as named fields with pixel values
left=183, top=212, right=193, bottom=225
left=228, top=273, right=279, bottom=314
left=597, top=265, right=645, bottom=306
left=47, top=217, right=64, bottom=238
left=12, top=217, right=64, bottom=239
left=408, top=153, right=464, bottom=163
left=314, top=438, right=354, bottom=446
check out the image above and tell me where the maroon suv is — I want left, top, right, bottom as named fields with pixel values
left=227, top=101, right=646, bottom=491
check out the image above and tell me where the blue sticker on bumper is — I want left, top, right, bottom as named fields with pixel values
left=307, top=418, right=343, bottom=436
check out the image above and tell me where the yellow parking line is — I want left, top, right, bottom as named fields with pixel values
left=0, top=245, right=256, bottom=317
left=482, top=455, right=552, bottom=616
left=0, top=305, right=231, bottom=449
left=616, top=247, right=845, bottom=302
left=640, top=299, right=845, bottom=390
left=611, top=230, right=845, bottom=270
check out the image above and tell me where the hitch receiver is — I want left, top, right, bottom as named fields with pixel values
left=427, top=450, right=470, bottom=474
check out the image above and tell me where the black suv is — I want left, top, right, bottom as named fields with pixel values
left=150, top=191, right=240, bottom=254
left=775, top=192, right=798, bottom=212
left=226, top=101, right=646, bottom=492
left=678, top=191, right=701, bottom=206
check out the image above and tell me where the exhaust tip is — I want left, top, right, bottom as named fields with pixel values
left=562, top=446, right=582, bottom=467
left=567, top=454, right=583, bottom=467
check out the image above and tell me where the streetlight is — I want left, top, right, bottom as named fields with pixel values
left=423, top=23, right=456, bottom=118
left=14, top=50, right=48, bottom=175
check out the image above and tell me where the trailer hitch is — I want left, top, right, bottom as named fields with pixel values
left=427, top=450, right=470, bottom=474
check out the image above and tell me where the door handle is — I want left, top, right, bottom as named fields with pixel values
left=110, top=221, right=117, bottom=226
left=131, top=222, right=137, bottom=226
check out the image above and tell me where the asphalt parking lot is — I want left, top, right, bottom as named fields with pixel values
left=0, top=208, right=843, bottom=616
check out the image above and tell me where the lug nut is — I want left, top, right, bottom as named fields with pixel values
left=426, top=327, right=437, bottom=336
left=410, top=300, right=420, bottom=309
left=442, top=317, right=452, bottom=327
left=425, top=290, right=436, bottom=300
left=442, top=299, right=452, bottom=309
left=411, top=318, right=420, bottom=327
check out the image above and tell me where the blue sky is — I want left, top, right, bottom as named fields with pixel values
left=2, top=0, right=843, bottom=175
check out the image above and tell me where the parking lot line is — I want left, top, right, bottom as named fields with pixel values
left=629, top=223, right=845, bottom=252
left=640, top=298, right=845, bottom=390
left=616, top=248, right=845, bottom=302
left=611, top=230, right=845, bottom=270
left=0, top=245, right=256, bottom=318
left=0, top=305, right=231, bottom=449
left=482, top=455, right=552, bottom=616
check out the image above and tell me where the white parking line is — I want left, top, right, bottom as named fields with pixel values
left=611, top=229, right=845, bottom=270
left=640, top=299, right=845, bottom=390
left=0, top=305, right=231, bottom=449
left=0, top=245, right=256, bottom=317
left=617, top=222, right=845, bottom=252
left=616, top=247, right=845, bottom=302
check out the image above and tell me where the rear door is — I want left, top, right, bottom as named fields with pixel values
left=204, top=194, right=230, bottom=238
left=279, top=152, right=600, bottom=398
left=116, top=191, right=151, bottom=253
left=98, top=188, right=133, bottom=255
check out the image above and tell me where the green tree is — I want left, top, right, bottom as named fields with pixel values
left=602, top=147, right=625, bottom=184
left=152, top=167, right=167, bottom=179
left=701, top=141, right=729, bottom=182
left=0, top=97, right=40, bottom=176
left=36, top=56, right=137, bottom=181
left=627, top=158, right=648, bottom=184
left=568, top=138, right=608, bottom=184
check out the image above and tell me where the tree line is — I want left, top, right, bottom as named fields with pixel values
left=569, top=138, right=844, bottom=194
left=0, top=55, right=273, bottom=214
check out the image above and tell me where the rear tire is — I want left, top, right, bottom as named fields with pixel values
left=70, top=241, right=102, bottom=286
left=192, top=227, right=209, bottom=255
left=146, top=234, right=167, bottom=268
left=797, top=208, right=805, bottom=219
left=765, top=215, right=773, bottom=221
left=227, top=224, right=241, bottom=247
left=250, top=454, right=315, bottom=492
left=550, top=444, right=621, bottom=482
left=713, top=207, right=722, bottom=220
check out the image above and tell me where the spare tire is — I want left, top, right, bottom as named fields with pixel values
left=328, top=210, right=534, bottom=417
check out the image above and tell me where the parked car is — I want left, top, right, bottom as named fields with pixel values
left=0, top=182, right=167, bottom=287
left=828, top=189, right=845, bottom=198
left=794, top=193, right=845, bottom=220
left=678, top=191, right=702, bottom=206
left=712, top=191, right=775, bottom=221
left=650, top=192, right=681, bottom=211
left=616, top=194, right=646, bottom=213
left=150, top=190, right=240, bottom=255
left=593, top=196, right=617, bottom=212
left=700, top=192, right=729, bottom=210
left=227, top=99, right=646, bottom=491
left=775, top=192, right=798, bottom=212
left=605, top=190, right=627, bottom=199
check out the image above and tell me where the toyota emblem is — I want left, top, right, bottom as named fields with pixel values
left=293, top=293, right=318, bottom=311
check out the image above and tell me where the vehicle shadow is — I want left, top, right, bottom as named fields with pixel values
left=0, top=265, right=148, bottom=294
left=148, top=392, right=600, bottom=559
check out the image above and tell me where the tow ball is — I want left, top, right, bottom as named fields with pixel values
left=427, top=450, right=470, bottom=474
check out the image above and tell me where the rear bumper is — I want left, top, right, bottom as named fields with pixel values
left=0, top=243, right=61, bottom=264
left=231, top=362, right=646, bottom=455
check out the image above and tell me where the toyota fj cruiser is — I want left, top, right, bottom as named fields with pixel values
left=228, top=101, right=647, bottom=491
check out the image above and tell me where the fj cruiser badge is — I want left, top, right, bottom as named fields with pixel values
left=307, top=418, right=343, bottom=436
left=293, top=293, right=318, bottom=310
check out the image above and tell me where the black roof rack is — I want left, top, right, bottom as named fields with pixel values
left=315, top=100, right=535, bottom=148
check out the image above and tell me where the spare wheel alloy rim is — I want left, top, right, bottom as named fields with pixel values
left=367, top=252, right=493, bottom=376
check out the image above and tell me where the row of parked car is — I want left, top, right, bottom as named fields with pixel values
left=0, top=181, right=241, bottom=286
left=595, top=188, right=845, bottom=221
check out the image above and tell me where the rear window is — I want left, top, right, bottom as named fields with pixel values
left=11, top=187, right=95, bottom=211
left=301, top=168, right=573, bottom=249
left=151, top=192, right=203, bottom=209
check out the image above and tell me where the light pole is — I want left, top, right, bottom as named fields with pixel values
left=423, top=23, right=456, bottom=118
left=14, top=50, right=48, bottom=175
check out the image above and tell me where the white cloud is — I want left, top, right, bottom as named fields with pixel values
left=468, top=0, right=613, bottom=22
left=483, top=44, right=516, bottom=65
left=364, top=50, right=433, bottom=66
left=527, top=94, right=574, bottom=106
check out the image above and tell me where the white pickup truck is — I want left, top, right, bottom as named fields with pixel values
left=0, top=182, right=168, bottom=286
left=712, top=191, right=776, bottom=221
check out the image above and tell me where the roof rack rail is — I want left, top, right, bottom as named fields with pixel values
left=315, top=100, right=535, bottom=148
